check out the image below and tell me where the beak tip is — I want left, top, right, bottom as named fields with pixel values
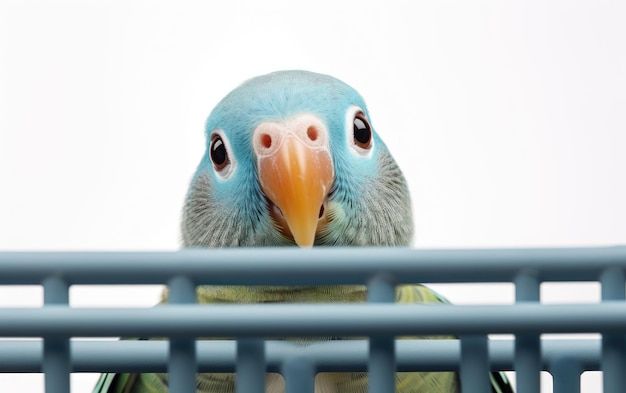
left=293, top=232, right=315, bottom=248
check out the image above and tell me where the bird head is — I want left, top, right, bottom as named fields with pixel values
left=182, top=71, right=413, bottom=247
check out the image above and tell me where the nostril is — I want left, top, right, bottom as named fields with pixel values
left=260, top=133, right=272, bottom=149
left=318, top=204, right=324, bottom=219
left=307, top=126, right=318, bottom=141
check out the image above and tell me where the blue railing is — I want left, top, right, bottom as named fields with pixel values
left=1, top=246, right=625, bottom=393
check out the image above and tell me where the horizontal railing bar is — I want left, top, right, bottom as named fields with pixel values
left=0, top=339, right=601, bottom=373
left=0, top=246, right=625, bottom=285
left=0, top=304, right=624, bottom=336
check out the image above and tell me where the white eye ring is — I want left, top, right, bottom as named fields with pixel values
left=345, top=105, right=375, bottom=158
left=208, top=129, right=237, bottom=180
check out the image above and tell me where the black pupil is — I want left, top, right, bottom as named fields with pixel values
left=353, top=117, right=371, bottom=145
left=211, top=137, right=227, bottom=166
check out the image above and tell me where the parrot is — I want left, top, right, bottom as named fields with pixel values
left=93, top=70, right=513, bottom=393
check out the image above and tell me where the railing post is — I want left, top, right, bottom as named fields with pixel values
left=367, top=273, right=396, bottom=393
left=168, top=275, right=197, bottom=393
left=601, top=267, right=626, bottom=393
left=236, top=338, right=266, bottom=393
left=42, top=276, right=70, bottom=393
left=283, top=356, right=315, bottom=393
left=551, top=357, right=582, bottom=393
left=514, top=271, right=541, bottom=393
left=460, top=335, right=490, bottom=393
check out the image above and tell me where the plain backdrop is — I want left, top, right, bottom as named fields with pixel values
left=1, top=1, right=625, bottom=392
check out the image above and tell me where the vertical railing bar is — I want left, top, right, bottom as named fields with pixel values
left=551, top=357, right=582, bottom=393
left=367, top=273, right=396, bottom=393
left=514, top=271, right=541, bottom=393
left=601, top=267, right=626, bottom=393
left=42, top=276, right=70, bottom=393
left=283, top=357, right=315, bottom=393
left=460, top=335, right=490, bottom=393
left=168, top=275, right=197, bottom=393
left=236, top=338, right=266, bottom=393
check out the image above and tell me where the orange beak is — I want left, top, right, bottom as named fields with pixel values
left=254, top=115, right=334, bottom=247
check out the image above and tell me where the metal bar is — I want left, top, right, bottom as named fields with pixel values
left=1, top=246, right=626, bottom=285
left=460, top=335, right=490, bottom=393
left=367, top=274, right=396, bottom=393
left=368, top=273, right=396, bottom=302
left=236, top=339, right=266, bottom=393
left=42, top=276, right=70, bottom=393
left=0, top=338, right=605, bottom=373
left=551, top=357, right=582, bottom=393
left=515, top=271, right=540, bottom=303
left=514, top=271, right=541, bottom=393
left=1, top=246, right=624, bottom=393
left=601, top=267, right=626, bottom=393
left=2, top=303, right=626, bottom=337
left=282, top=357, right=315, bottom=393
left=168, top=276, right=197, bottom=393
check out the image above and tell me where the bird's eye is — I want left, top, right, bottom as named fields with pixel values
left=353, top=113, right=372, bottom=149
left=210, top=134, right=229, bottom=171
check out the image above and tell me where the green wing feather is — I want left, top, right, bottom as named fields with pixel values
left=95, top=284, right=459, bottom=393
left=396, top=285, right=514, bottom=393
left=94, top=284, right=512, bottom=392
left=92, top=373, right=138, bottom=393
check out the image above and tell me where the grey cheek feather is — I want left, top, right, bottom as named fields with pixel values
left=180, top=170, right=290, bottom=248
left=181, top=150, right=413, bottom=248
left=318, top=149, right=414, bottom=247
left=373, top=149, right=414, bottom=246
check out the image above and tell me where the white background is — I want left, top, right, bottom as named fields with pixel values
left=1, top=1, right=625, bottom=392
